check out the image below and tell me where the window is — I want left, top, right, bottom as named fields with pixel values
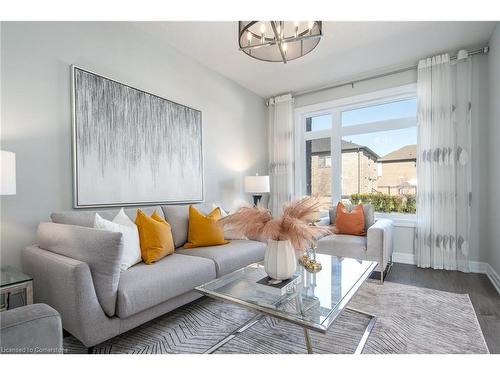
left=296, top=86, right=417, bottom=214
left=306, top=138, right=331, bottom=199
left=318, top=155, right=332, bottom=168
left=306, top=114, right=331, bottom=132
left=304, top=114, right=333, bottom=201
left=341, top=98, right=417, bottom=126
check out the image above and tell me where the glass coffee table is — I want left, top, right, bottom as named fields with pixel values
left=195, top=254, right=377, bottom=354
left=1, top=266, right=33, bottom=311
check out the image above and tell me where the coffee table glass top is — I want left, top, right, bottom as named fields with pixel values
left=1, top=266, right=33, bottom=288
left=196, top=254, right=377, bottom=332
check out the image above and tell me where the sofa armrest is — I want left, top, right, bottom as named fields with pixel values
left=0, top=303, right=62, bottom=354
left=37, top=222, right=123, bottom=317
left=21, top=245, right=120, bottom=347
left=316, top=216, right=331, bottom=227
left=367, top=219, right=393, bottom=272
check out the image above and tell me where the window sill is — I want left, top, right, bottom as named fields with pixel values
left=319, top=212, right=416, bottom=227
left=375, top=212, right=416, bottom=228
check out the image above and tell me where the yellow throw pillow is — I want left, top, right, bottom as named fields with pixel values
left=184, top=206, right=229, bottom=249
left=135, top=209, right=175, bottom=264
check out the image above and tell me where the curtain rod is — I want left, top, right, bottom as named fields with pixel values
left=292, top=46, right=489, bottom=98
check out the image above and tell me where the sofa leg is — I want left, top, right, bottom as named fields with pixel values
left=87, top=346, right=94, bottom=354
left=378, top=260, right=393, bottom=284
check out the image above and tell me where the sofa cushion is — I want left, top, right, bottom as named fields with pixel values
left=161, top=203, right=216, bottom=248
left=161, top=205, right=190, bottom=248
left=116, top=253, right=215, bottom=318
left=37, top=222, right=123, bottom=317
left=176, top=240, right=266, bottom=277
left=316, top=234, right=367, bottom=260
left=329, top=203, right=374, bottom=232
left=51, top=206, right=164, bottom=228
left=51, top=210, right=117, bottom=227
left=123, top=206, right=164, bottom=222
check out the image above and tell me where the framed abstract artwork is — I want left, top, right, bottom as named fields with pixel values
left=71, top=66, right=204, bottom=208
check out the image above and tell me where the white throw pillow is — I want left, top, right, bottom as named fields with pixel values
left=94, top=209, right=142, bottom=271
left=211, top=203, right=248, bottom=240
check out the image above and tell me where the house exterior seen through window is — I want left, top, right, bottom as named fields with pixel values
left=300, top=86, right=417, bottom=214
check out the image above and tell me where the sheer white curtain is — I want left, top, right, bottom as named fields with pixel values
left=416, top=51, right=472, bottom=271
left=268, top=93, right=294, bottom=216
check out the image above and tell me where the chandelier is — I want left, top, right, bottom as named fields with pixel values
left=238, top=21, right=322, bottom=64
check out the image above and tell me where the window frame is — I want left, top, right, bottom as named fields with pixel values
left=294, top=84, right=418, bottom=211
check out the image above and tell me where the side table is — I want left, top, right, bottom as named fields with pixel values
left=1, top=266, right=33, bottom=311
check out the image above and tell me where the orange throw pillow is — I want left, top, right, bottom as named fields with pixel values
left=334, top=202, right=366, bottom=236
left=135, top=209, right=175, bottom=264
left=183, top=206, right=229, bottom=249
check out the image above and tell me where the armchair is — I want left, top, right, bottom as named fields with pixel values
left=316, top=204, right=393, bottom=283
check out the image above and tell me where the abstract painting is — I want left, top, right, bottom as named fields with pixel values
left=72, top=66, right=203, bottom=207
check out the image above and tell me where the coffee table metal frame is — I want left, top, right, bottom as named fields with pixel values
left=1, top=266, right=34, bottom=311
left=195, top=261, right=377, bottom=354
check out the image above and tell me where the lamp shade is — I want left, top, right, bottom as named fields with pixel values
left=244, top=175, right=270, bottom=194
left=1, top=151, right=16, bottom=195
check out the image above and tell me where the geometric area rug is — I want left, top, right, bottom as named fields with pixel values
left=64, top=281, right=489, bottom=354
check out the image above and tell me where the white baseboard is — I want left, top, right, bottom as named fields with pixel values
left=391, top=252, right=500, bottom=295
left=392, top=252, right=415, bottom=265
left=468, top=261, right=488, bottom=273
left=486, top=264, right=500, bottom=295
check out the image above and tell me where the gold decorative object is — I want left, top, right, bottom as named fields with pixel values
left=299, top=253, right=310, bottom=266
left=300, top=221, right=324, bottom=273
left=306, top=258, right=322, bottom=272
left=299, top=250, right=322, bottom=273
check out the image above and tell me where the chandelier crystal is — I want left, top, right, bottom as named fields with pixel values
left=238, top=21, right=322, bottom=64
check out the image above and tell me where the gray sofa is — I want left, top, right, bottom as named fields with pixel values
left=316, top=204, right=393, bottom=283
left=22, top=203, right=265, bottom=349
left=0, top=303, right=62, bottom=354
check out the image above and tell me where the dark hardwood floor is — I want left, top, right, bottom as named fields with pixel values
left=386, top=263, right=500, bottom=354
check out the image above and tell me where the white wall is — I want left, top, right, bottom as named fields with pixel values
left=294, top=55, right=490, bottom=265
left=470, top=53, right=490, bottom=264
left=0, top=22, right=268, bottom=269
left=294, top=70, right=417, bottom=108
left=486, top=23, right=500, bottom=276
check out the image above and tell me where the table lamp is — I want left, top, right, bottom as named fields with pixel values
left=244, top=174, right=270, bottom=206
left=0, top=151, right=16, bottom=195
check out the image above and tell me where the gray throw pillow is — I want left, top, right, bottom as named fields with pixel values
left=362, top=204, right=375, bottom=230
left=37, top=222, right=123, bottom=317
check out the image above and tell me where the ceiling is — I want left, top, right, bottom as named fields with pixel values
left=134, top=21, right=496, bottom=98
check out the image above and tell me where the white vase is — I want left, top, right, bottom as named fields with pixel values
left=264, top=239, right=297, bottom=281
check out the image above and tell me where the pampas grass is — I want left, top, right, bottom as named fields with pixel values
left=219, top=196, right=330, bottom=251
